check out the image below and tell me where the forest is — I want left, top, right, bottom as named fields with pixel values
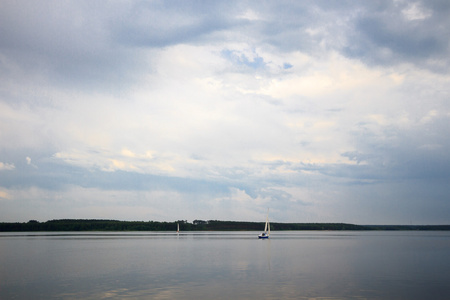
left=1, top=219, right=449, bottom=232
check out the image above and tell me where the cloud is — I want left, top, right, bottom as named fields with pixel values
left=342, top=1, right=450, bottom=71
left=0, top=162, right=15, bottom=171
left=0, top=1, right=147, bottom=93
left=0, top=189, right=9, bottom=200
left=113, top=1, right=240, bottom=48
left=402, top=2, right=432, bottom=21
left=0, top=0, right=449, bottom=224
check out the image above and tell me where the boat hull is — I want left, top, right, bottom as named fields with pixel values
left=258, top=235, right=269, bottom=239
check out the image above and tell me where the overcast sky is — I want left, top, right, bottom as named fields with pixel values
left=1, top=0, right=449, bottom=224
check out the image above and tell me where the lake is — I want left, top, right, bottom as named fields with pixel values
left=1, top=231, right=449, bottom=299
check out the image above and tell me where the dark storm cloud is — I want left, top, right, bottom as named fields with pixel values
left=341, top=0, right=450, bottom=70
left=231, top=1, right=450, bottom=71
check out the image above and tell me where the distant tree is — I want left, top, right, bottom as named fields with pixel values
left=193, top=220, right=207, bottom=225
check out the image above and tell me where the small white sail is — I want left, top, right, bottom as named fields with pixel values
left=177, top=223, right=179, bottom=233
left=264, top=215, right=268, bottom=233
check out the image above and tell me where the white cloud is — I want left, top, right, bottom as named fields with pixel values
left=402, top=2, right=432, bottom=21
left=237, top=9, right=260, bottom=21
left=0, top=162, right=15, bottom=171
left=0, top=188, right=10, bottom=200
left=1, top=1, right=449, bottom=224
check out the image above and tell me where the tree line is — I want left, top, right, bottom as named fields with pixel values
left=0, top=219, right=449, bottom=231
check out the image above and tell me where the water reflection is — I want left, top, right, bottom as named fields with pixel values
left=1, top=231, right=449, bottom=299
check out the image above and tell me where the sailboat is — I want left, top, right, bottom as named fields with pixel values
left=177, top=223, right=179, bottom=233
left=258, top=209, right=270, bottom=239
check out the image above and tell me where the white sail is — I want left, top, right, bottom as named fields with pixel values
left=264, top=215, right=268, bottom=233
left=177, top=223, right=179, bottom=233
left=265, top=209, right=270, bottom=236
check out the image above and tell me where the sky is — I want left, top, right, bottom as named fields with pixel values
left=1, top=0, right=449, bottom=224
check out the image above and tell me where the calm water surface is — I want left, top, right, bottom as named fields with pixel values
left=1, top=231, right=449, bottom=299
